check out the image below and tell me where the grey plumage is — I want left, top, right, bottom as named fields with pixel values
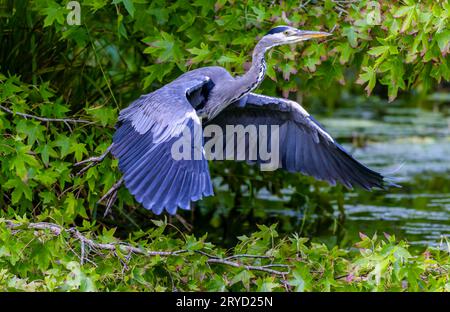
left=110, top=25, right=392, bottom=215
left=207, top=93, right=385, bottom=189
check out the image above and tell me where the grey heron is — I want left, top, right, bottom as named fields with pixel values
left=76, top=25, right=394, bottom=215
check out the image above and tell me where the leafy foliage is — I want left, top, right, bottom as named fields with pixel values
left=0, top=220, right=449, bottom=291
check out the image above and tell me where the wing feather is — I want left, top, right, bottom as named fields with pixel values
left=207, top=93, right=390, bottom=190
left=111, top=76, right=214, bottom=214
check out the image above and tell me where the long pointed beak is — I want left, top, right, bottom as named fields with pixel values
left=296, top=30, right=332, bottom=40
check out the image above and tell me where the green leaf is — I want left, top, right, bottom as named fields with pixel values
left=368, top=46, right=390, bottom=57
left=187, top=43, right=211, bottom=64
left=41, top=2, right=66, bottom=27
left=54, top=135, right=72, bottom=158
left=16, top=120, right=45, bottom=146
left=435, top=30, right=450, bottom=55
left=85, top=106, right=117, bottom=127
left=36, top=144, right=58, bottom=166
left=113, top=0, right=135, bottom=17
left=4, top=178, right=32, bottom=203
left=342, top=26, right=358, bottom=48
left=356, top=66, right=377, bottom=96
left=230, top=269, right=254, bottom=290
left=256, top=277, right=279, bottom=291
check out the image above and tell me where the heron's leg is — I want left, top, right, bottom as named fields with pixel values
left=98, top=177, right=124, bottom=217
left=175, top=214, right=193, bottom=232
left=74, top=144, right=113, bottom=176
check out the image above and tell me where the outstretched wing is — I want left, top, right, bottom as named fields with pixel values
left=206, top=93, right=388, bottom=190
left=111, top=75, right=214, bottom=215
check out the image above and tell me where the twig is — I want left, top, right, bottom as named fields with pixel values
left=334, top=5, right=348, bottom=15
left=66, top=226, right=182, bottom=256
left=1, top=219, right=290, bottom=276
left=74, top=144, right=113, bottom=177
left=80, top=240, right=85, bottom=265
left=299, top=0, right=312, bottom=10
left=0, top=104, right=94, bottom=125
left=331, top=10, right=344, bottom=33
left=4, top=220, right=63, bottom=235
left=332, top=0, right=358, bottom=3
left=193, top=250, right=221, bottom=259
left=225, top=254, right=273, bottom=260
left=206, top=258, right=289, bottom=275
left=255, top=263, right=290, bottom=269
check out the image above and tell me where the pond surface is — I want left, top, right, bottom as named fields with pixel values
left=319, top=104, right=450, bottom=248
left=201, top=102, right=450, bottom=249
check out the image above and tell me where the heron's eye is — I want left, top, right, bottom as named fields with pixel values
left=284, top=30, right=290, bottom=35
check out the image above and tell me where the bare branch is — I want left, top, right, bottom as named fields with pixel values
left=1, top=219, right=290, bottom=276
left=0, top=104, right=94, bottom=125
left=225, top=254, right=273, bottom=260
left=74, top=144, right=113, bottom=177
left=206, top=258, right=289, bottom=275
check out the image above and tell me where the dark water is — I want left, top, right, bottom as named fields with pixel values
left=198, top=103, right=449, bottom=249
left=251, top=104, right=450, bottom=248
left=316, top=105, right=450, bottom=247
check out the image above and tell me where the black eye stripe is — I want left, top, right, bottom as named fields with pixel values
left=266, top=26, right=291, bottom=35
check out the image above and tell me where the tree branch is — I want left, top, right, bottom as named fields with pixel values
left=1, top=219, right=290, bottom=276
left=206, top=258, right=289, bottom=275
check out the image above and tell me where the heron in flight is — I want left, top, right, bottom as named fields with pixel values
left=76, top=26, right=392, bottom=215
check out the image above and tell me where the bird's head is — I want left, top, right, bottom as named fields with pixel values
left=259, top=25, right=331, bottom=49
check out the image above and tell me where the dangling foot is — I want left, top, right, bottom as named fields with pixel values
left=74, top=144, right=113, bottom=176
left=98, top=177, right=124, bottom=217
left=175, top=214, right=193, bottom=232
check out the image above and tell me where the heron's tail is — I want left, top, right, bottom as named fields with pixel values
left=380, top=160, right=405, bottom=189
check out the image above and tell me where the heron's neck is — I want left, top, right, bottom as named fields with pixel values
left=247, top=46, right=268, bottom=88
left=230, top=43, right=268, bottom=102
